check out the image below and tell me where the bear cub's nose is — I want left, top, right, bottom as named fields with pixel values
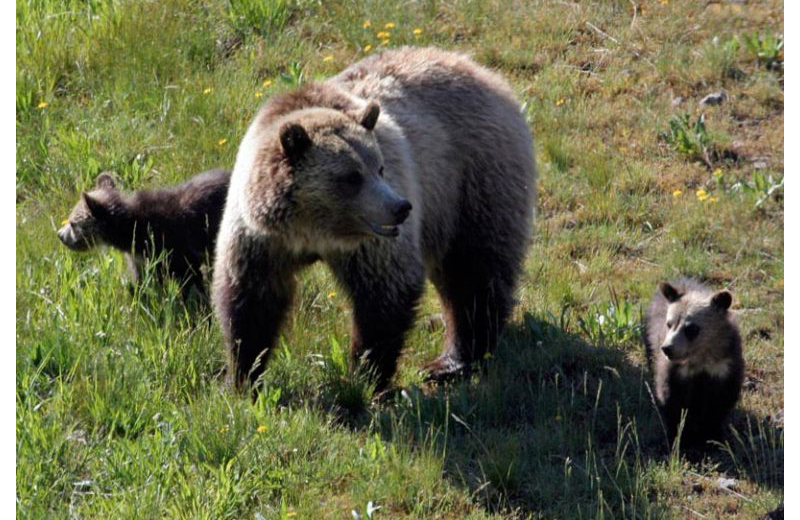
left=393, top=200, right=412, bottom=223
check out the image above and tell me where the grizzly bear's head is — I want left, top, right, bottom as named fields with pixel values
left=657, top=282, right=735, bottom=367
left=241, top=102, right=412, bottom=252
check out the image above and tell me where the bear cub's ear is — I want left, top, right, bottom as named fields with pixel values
left=711, top=290, right=732, bottom=311
left=95, top=172, right=118, bottom=191
left=280, top=123, right=312, bottom=165
left=659, top=282, right=682, bottom=303
left=82, top=192, right=109, bottom=217
left=358, top=101, right=380, bottom=131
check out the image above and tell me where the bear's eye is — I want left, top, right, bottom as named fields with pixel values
left=666, top=320, right=674, bottom=329
left=684, top=323, right=700, bottom=341
left=342, top=171, right=363, bottom=187
left=378, top=165, right=385, bottom=177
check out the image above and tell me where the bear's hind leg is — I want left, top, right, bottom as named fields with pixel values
left=424, top=247, right=516, bottom=382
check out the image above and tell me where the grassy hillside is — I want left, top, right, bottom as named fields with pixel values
left=17, top=0, right=783, bottom=518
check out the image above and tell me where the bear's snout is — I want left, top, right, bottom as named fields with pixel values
left=392, top=200, right=412, bottom=224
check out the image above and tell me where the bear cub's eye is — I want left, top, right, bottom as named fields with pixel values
left=683, top=323, right=700, bottom=341
left=666, top=320, right=674, bottom=329
left=378, top=165, right=385, bottom=177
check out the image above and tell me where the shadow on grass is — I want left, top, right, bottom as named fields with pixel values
left=353, top=312, right=784, bottom=517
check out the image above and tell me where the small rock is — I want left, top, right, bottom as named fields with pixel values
left=752, top=158, right=769, bottom=169
left=672, top=96, right=685, bottom=107
left=700, top=91, right=728, bottom=107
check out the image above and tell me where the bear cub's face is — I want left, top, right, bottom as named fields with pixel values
left=58, top=173, right=120, bottom=251
left=247, top=102, right=412, bottom=247
left=658, top=282, right=732, bottom=364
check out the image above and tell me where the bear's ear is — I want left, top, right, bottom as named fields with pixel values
left=279, top=123, right=312, bottom=165
left=711, top=290, right=732, bottom=312
left=358, top=101, right=380, bottom=131
left=660, top=282, right=682, bottom=303
left=82, top=192, right=109, bottom=218
left=95, top=172, right=117, bottom=191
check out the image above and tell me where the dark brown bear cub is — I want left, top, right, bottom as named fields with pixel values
left=58, top=169, right=230, bottom=296
left=644, top=279, right=745, bottom=449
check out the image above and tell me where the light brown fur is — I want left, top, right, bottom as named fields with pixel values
left=213, top=47, right=537, bottom=389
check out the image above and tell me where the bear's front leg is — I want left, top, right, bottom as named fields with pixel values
left=213, top=239, right=297, bottom=390
left=330, top=250, right=425, bottom=390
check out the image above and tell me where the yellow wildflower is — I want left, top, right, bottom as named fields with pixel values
left=364, top=44, right=373, bottom=52
left=203, top=87, right=213, bottom=95
left=218, top=138, right=228, bottom=146
left=37, top=101, right=48, bottom=109
left=708, top=196, right=719, bottom=203
left=286, top=513, right=297, bottom=518
left=220, top=425, right=229, bottom=433
left=696, top=188, right=709, bottom=201
left=262, top=79, right=273, bottom=88
left=61, top=219, right=69, bottom=227
left=413, top=28, right=423, bottom=36
left=376, top=31, right=391, bottom=39
left=327, top=291, right=336, bottom=299
left=255, top=91, right=263, bottom=99
left=363, top=20, right=371, bottom=29
left=256, top=425, right=268, bottom=434
left=673, top=189, right=683, bottom=197
left=380, top=39, right=390, bottom=46
left=555, top=98, right=566, bottom=106
left=713, top=168, right=723, bottom=178
left=323, top=55, right=334, bottom=62
left=384, top=22, right=396, bottom=29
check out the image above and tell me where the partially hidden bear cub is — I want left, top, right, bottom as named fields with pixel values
left=213, top=47, right=537, bottom=390
left=644, top=279, right=745, bottom=448
left=58, top=169, right=230, bottom=296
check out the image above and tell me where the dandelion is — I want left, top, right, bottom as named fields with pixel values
left=218, top=138, right=228, bottom=146
left=256, top=425, right=267, bottom=434
left=696, top=188, right=709, bottom=201
left=384, top=22, right=396, bottom=29
left=380, top=39, right=390, bottom=46
left=376, top=31, right=391, bottom=39
left=323, top=55, right=334, bottom=62
left=327, top=291, right=336, bottom=299
left=555, top=98, right=566, bottom=106
left=203, top=87, right=213, bottom=95
left=708, top=196, right=719, bottom=203
left=286, top=513, right=297, bottom=518
left=673, top=189, right=683, bottom=197
left=363, top=20, right=371, bottom=29
left=262, top=79, right=273, bottom=88
left=37, top=101, right=48, bottom=109
left=483, top=351, right=493, bottom=360
left=713, top=168, right=723, bottom=178
left=413, top=28, right=423, bottom=37
left=220, top=425, right=230, bottom=433
left=364, top=44, right=373, bottom=52
left=255, top=91, right=263, bottom=99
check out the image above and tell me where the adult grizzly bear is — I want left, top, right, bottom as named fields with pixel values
left=213, top=47, right=537, bottom=390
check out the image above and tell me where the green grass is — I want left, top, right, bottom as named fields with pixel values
left=17, top=0, right=783, bottom=518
